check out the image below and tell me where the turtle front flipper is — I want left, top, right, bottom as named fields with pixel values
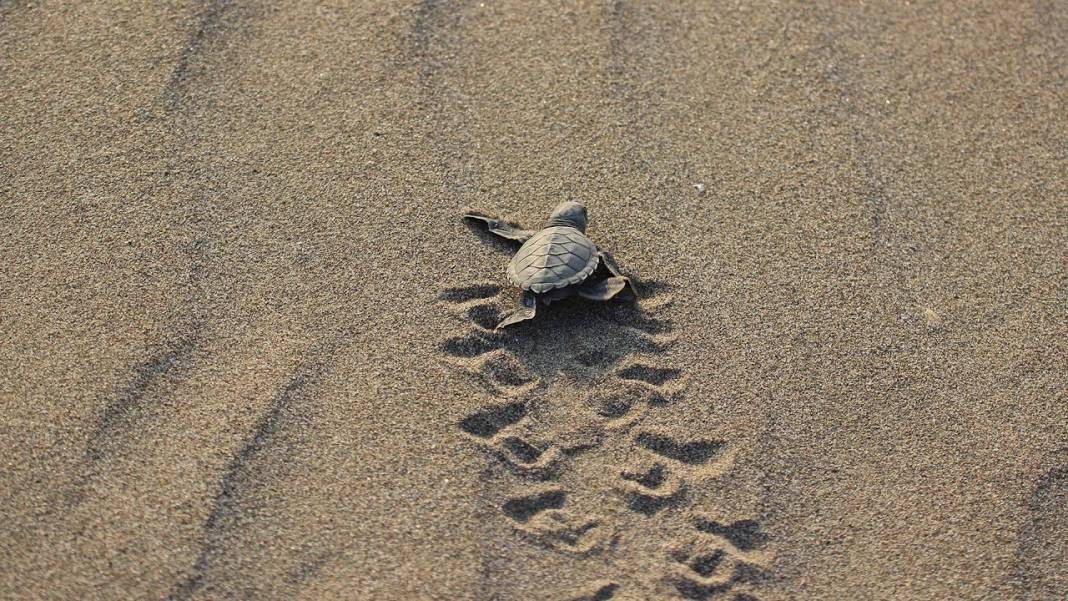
left=577, top=277, right=629, bottom=301
left=597, top=251, right=638, bottom=296
left=464, top=211, right=535, bottom=243
left=496, top=291, right=537, bottom=329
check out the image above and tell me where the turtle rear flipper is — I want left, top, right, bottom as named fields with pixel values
left=597, top=251, right=638, bottom=296
left=464, top=212, right=535, bottom=243
left=496, top=291, right=537, bottom=329
left=577, top=277, right=630, bottom=301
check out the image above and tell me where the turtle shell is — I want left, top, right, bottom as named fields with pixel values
left=507, top=226, right=599, bottom=293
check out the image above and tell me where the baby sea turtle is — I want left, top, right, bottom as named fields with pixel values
left=464, top=201, right=636, bottom=329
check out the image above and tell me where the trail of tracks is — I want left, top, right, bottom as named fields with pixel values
left=439, top=283, right=773, bottom=600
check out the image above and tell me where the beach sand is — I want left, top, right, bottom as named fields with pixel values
left=1, top=1, right=1065, bottom=599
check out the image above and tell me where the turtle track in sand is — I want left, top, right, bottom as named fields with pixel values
left=437, top=282, right=773, bottom=599
left=666, top=516, right=774, bottom=601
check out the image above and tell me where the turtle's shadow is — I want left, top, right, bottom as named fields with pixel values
left=443, top=278, right=675, bottom=387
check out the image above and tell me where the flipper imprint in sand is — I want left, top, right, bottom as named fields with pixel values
left=438, top=283, right=772, bottom=599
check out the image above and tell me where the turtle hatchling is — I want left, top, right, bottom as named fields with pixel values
left=464, top=202, right=636, bottom=329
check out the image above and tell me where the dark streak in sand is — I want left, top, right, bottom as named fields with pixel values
left=162, top=0, right=260, bottom=340
left=165, top=363, right=327, bottom=601
left=408, top=0, right=472, bottom=89
left=407, top=0, right=479, bottom=201
left=474, top=465, right=497, bottom=601
left=1011, top=457, right=1068, bottom=600
left=606, top=0, right=634, bottom=102
left=164, top=0, right=234, bottom=113
left=605, top=0, right=661, bottom=173
left=813, top=16, right=896, bottom=252
left=408, top=0, right=444, bottom=84
left=83, top=335, right=199, bottom=466
left=64, top=335, right=200, bottom=507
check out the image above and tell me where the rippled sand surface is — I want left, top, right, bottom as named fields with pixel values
left=2, top=2, right=1065, bottom=599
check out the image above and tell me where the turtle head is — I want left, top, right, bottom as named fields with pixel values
left=546, top=201, right=588, bottom=232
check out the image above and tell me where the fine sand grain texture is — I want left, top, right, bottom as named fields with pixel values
left=1, top=2, right=1066, bottom=600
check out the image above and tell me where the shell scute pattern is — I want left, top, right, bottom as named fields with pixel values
left=508, top=226, right=599, bottom=293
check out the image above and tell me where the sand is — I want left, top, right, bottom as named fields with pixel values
left=1, top=1, right=1066, bottom=600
